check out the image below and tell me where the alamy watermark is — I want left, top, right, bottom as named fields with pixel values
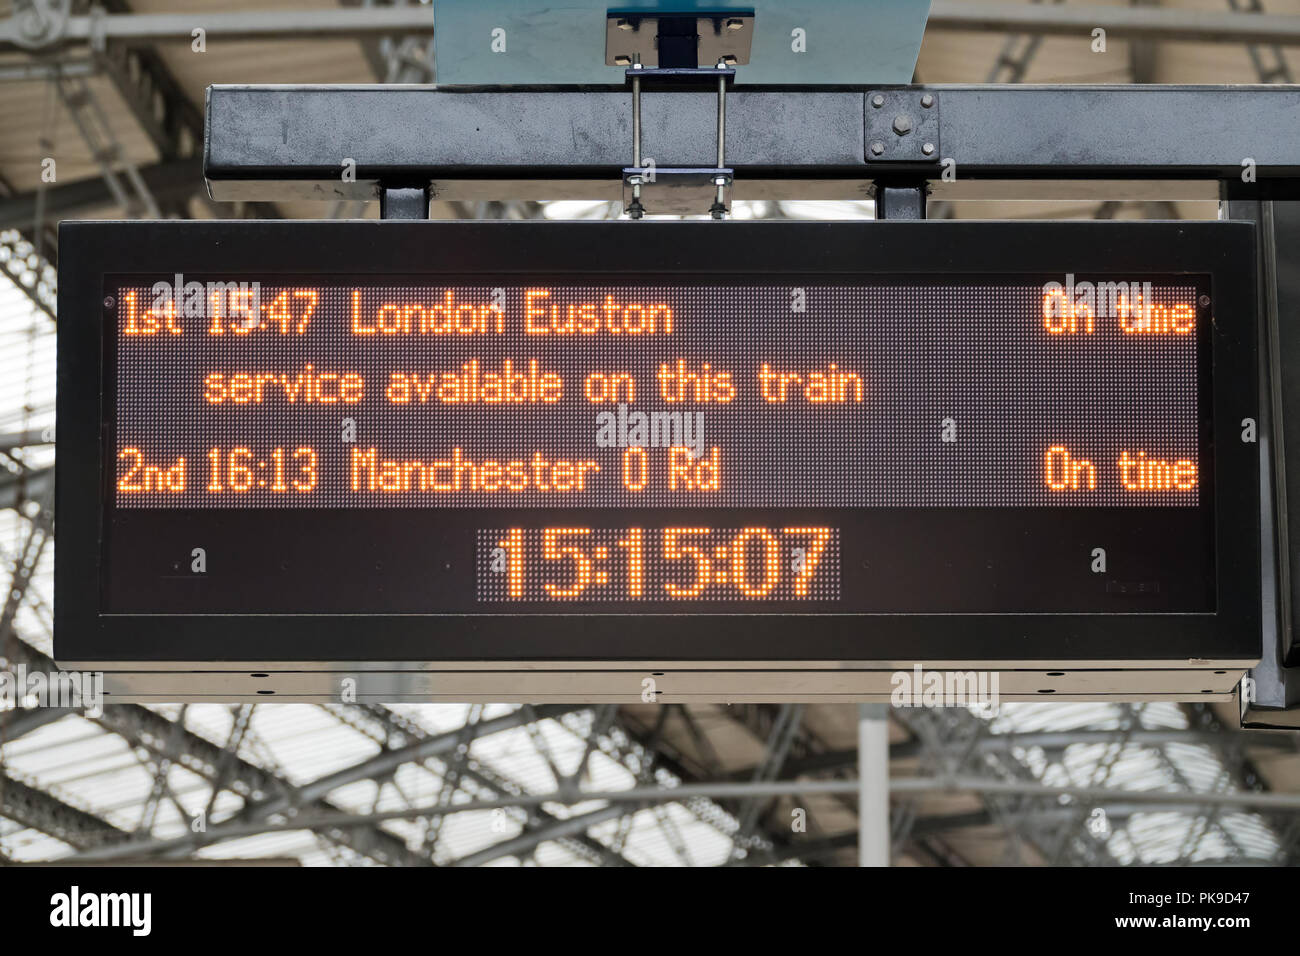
left=50, top=886, right=151, bottom=936
left=0, top=665, right=104, bottom=718
left=148, top=273, right=262, bottom=322
left=890, top=665, right=1000, bottom=717
left=1041, top=274, right=1183, bottom=334
left=595, top=402, right=705, bottom=459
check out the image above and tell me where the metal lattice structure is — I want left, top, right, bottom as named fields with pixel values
left=2, top=0, right=1300, bottom=866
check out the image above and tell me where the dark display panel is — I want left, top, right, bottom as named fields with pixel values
left=104, top=272, right=1213, bottom=614
left=53, top=220, right=1260, bottom=665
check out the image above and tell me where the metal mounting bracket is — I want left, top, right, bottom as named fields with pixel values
left=605, top=12, right=754, bottom=69
left=623, top=63, right=734, bottom=219
left=866, top=88, right=940, bottom=164
left=609, top=11, right=747, bottom=218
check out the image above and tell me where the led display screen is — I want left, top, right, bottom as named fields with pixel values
left=104, top=272, right=1213, bottom=613
left=55, top=221, right=1260, bottom=665
left=113, top=280, right=1204, bottom=510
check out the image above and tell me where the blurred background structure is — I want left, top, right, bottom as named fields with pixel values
left=2, top=0, right=1300, bottom=866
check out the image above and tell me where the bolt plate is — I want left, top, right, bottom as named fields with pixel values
left=865, top=89, right=940, bottom=163
left=622, top=167, right=734, bottom=216
left=606, top=14, right=754, bottom=68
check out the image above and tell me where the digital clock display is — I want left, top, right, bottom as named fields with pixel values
left=476, top=527, right=840, bottom=602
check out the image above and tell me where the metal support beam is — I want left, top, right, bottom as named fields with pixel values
left=97, top=0, right=206, bottom=162
left=1230, top=0, right=1295, bottom=84
left=60, top=772, right=1300, bottom=863
left=55, top=74, right=161, bottom=218
left=858, top=703, right=890, bottom=867
left=985, top=0, right=1065, bottom=84
left=1128, top=0, right=1160, bottom=86
left=0, top=467, right=53, bottom=511
left=0, top=706, right=72, bottom=742
left=875, top=183, right=927, bottom=220
left=0, top=6, right=436, bottom=49
left=0, top=234, right=55, bottom=319
left=69, top=701, right=587, bottom=861
left=926, top=1, right=1300, bottom=45
left=0, top=159, right=198, bottom=231
left=6, top=5, right=1300, bottom=50
left=1185, top=701, right=1297, bottom=860
left=1228, top=190, right=1300, bottom=727
left=0, top=635, right=426, bottom=866
left=229, top=704, right=583, bottom=823
left=450, top=804, right=628, bottom=867
left=379, top=186, right=429, bottom=220
left=204, top=86, right=1300, bottom=205
left=0, top=172, right=58, bottom=314
left=0, top=429, right=53, bottom=453
left=732, top=704, right=804, bottom=851
left=341, top=0, right=436, bottom=85
left=347, top=703, right=635, bottom=867
left=0, top=772, right=130, bottom=850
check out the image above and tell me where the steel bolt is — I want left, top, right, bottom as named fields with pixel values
left=892, top=114, right=913, bottom=135
left=871, top=94, right=885, bottom=109
left=922, top=142, right=936, bottom=156
left=870, top=142, right=885, bottom=156
left=103, top=296, right=115, bottom=309
left=921, top=94, right=934, bottom=109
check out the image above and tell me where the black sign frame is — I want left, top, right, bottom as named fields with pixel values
left=56, top=219, right=1259, bottom=666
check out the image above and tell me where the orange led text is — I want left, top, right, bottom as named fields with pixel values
left=203, top=366, right=365, bottom=404
left=524, top=289, right=673, bottom=335
left=351, top=447, right=600, bottom=493
left=385, top=360, right=562, bottom=404
left=117, top=447, right=186, bottom=492
left=656, top=360, right=735, bottom=403
left=352, top=290, right=505, bottom=335
left=1044, top=445, right=1097, bottom=491
left=1118, top=451, right=1198, bottom=491
left=758, top=363, right=864, bottom=403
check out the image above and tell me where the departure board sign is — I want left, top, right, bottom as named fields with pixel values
left=56, top=221, right=1259, bottom=667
